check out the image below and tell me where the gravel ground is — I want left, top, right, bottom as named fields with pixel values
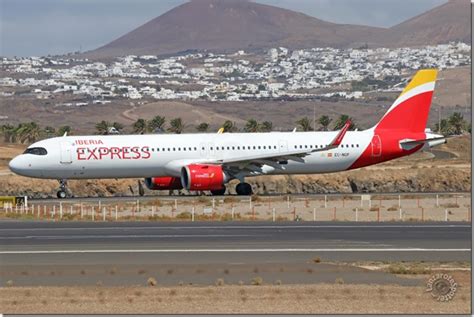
left=1, top=281, right=470, bottom=314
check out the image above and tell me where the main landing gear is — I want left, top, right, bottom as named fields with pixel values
left=235, top=182, right=252, bottom=196
left=210, top=188, right=226, bottom=196
left=57, top=179, right=69, bottom=199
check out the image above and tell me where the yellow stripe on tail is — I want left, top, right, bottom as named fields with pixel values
left=401, top=69, right=438, bottom=95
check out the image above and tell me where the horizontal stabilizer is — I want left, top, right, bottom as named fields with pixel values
left=400, top=136, right=447, bottom=150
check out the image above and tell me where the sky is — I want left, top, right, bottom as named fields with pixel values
left=0, top=0, right=447, bottom=57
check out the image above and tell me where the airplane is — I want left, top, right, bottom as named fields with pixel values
left=9, top=69, right=447, bottom=198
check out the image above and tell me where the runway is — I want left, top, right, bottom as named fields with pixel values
left=0, top=221, right=470, bottom=286
left=0, top=221, right=470, bottom=260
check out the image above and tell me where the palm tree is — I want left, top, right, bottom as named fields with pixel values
left=44, top=126, right=56, bottom=137
left=57, top=125, right=72, bottom=136
left=0, top=124, right=17, bottom=143
left=259, top=121, right=273, bottom=132
left=148, top=115, right=166, bottom=133
left=111, top=122, right=124, bottom=133
left=222, top=120, right=237, bottom=132
left=296, top=117, right=313, bottom=131
left=132, top=119, right=148, bottom=134
left=333, top=114, right=356, bottom=130
left=434, top=119, right=451, bottom=135
left=448, top=112, right=466, bottom=135
left=318, top=115, right=332, bottom=131
left=16, top=122, right=43, bottom=143
left=168, top=118, right=184, bottom=134
left=244, top=119, right=259, bottom=132
left=196, top=122, right=209, bottom=132
left=95, top=120, right=110, bottom=135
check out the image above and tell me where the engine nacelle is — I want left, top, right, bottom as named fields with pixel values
left=144, top=176, right=183, bottom=190
left=181, top=164, right=226, bottom=191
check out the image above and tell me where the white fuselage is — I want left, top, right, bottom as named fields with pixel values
left=9, top=130, right=374, bottom=180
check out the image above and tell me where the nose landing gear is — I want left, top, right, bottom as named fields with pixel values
left=57, top=179, right=70, bottom=199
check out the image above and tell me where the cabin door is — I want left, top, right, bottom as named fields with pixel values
left=371, top=135, right=382, bottom=157
left=60, top=141, right=73, bottom=164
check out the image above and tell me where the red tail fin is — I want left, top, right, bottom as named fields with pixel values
left=374, top=69, right=437, bottom=133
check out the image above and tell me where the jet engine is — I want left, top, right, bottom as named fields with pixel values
left=144, top=176, right=183, bottom=190
left=180, top=164, right=226, bottom=191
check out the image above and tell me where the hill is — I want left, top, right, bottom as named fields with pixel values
left=88, top=0, right=383, bottom=58
left=379, top=0, right=470, bottom=47
left=88, top=0, right=470, bottom=58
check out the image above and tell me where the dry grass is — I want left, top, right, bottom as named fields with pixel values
left=387, top=263, right=431, bottom=275
left=251, top=276, right=264, bottom=286
left=147, top=277, right=157, bottom=287
left=215, top=278, right=225, bottom=286
left=0, top=283, right=470, bottom=314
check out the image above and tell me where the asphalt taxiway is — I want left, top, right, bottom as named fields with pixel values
left=1, top=221, right=470, bottom=261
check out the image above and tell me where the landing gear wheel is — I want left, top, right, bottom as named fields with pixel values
left=210, top=188, right=226, bottom=196
left=235, top=182, right=252, bottom=195
left=57, top=190, right=67, bottom=199
left=57, top=179, right=70, bottom=199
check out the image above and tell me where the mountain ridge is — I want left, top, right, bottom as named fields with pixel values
left=87, top=0, right=470, bottom=58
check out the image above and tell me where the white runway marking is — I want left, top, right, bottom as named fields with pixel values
left=0, top=224, right=470, bottom=232
left=0, top=248, right=470, bottom=254
left=0, top=234, right=254, bottom=239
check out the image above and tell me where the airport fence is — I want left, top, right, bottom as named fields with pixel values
left=0, top=192, right=471, bottom=222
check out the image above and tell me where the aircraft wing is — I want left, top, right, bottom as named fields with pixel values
left=203, top=120, right=352, bottom=172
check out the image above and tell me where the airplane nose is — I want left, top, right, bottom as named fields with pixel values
left=9, top=155, right=29, bottom=175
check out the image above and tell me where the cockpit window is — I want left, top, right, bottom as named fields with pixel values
left=23, top=147, right=47, bottom=155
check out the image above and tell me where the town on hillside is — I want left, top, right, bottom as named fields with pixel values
left=0, top=43, right=470, bottom=106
